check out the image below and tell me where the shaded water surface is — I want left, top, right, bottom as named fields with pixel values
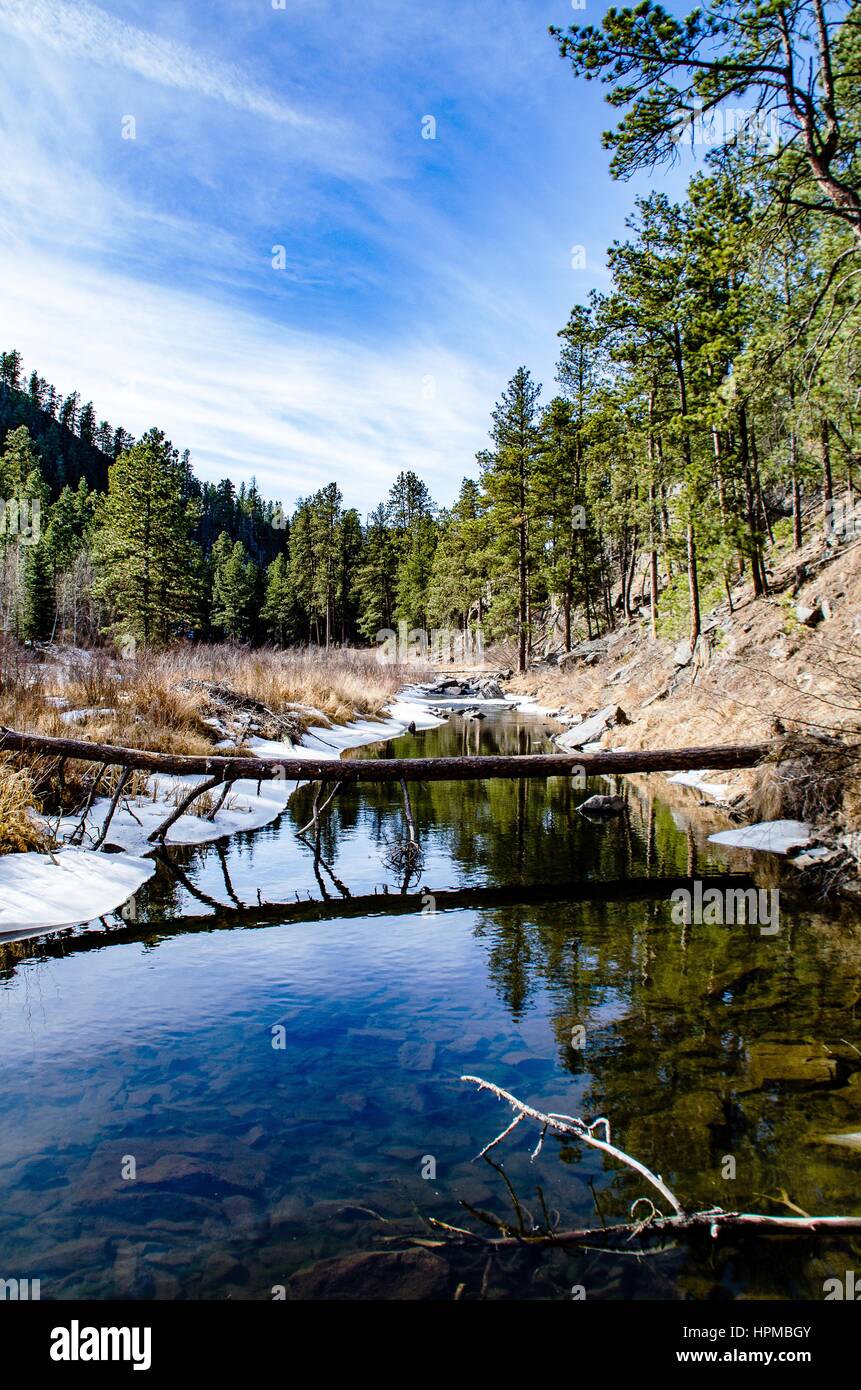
left=1, top=710, right=860, bottom=1299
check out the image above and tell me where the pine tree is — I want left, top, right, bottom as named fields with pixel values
left=355, top=503, right=399, bottom=642
left=309, top=482, right=343, bottom=648
left=335, top=508, right=363, bottom=643
left=211, top=534, right=257, bottom=639
left=1, top=426, right=50, bottom=636
left=552, top=0, right=861, bottom=244
left=261, top=553, right=296, bottom=644
left=18, top=540, right=54, bottom=641
left=394, top=511, right=438, bottom=630
left=426, top=478, right=488, bottom=633
left=482, top=367, right=542, bottom=672
left=386, top=471, right=435, bottom=531
left=92, top=429, right=201, bottom=647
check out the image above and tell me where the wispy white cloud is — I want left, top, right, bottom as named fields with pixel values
left=0, top=0, right=321, bottom=129
left=0, top=252, right=495, bottom=510
left=0, top=0, right=636, bottom=506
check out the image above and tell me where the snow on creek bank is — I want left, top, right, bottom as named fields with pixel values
left=1, top=685, right=809, bottom=935
left=0, top=694, right=454, bottom=935
left=56, top=775, right=295, bottom=857
left=0, top=849, right=156, bottom=935
left=708, top=820, right=813, bottom=855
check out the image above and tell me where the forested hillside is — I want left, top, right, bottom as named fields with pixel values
left=1, top=1, right=859, bottom=668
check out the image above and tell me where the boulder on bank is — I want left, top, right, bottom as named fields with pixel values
left=795, top=601, right=824, bottom=627
left=555, top=704, right=630, bottom=751
left=423, top=674, right=508, bottom=701
left=559, top=639, right=608, bottom=669
left=476, top=678, right=505, bottom=699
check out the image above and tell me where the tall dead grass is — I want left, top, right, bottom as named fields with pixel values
left=0, top=643, right=416, bottom=744
left=164, top=644, right=418, bottom=724
left=0, top=757, right=47, bottom=853
left=0, top=642, right=429, bottom=849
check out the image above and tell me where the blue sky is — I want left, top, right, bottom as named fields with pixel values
left=0, top=0, right=691, bottom=513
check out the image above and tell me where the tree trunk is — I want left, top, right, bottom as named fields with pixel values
left=687, top=522, right=701, bottom=647
left=0, top=726, right=773, bottom=783
left=518, top=518, right=528, bottom=673
left=648, top=390, right=659, bottom=637
left=738, top=404, right=766, bottom=596
left=821, top=416, right=834, bottom=537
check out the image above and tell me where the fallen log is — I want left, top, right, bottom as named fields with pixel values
left=0, top=725, right=773, bottom=783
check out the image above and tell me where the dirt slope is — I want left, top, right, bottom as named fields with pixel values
left=508, top=524, right=861, bottom=827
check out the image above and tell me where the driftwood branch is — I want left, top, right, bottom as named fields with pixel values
left=146, top=775, right=224, bottom=844
left=426, top=1210, right=861, bottom=1251
left=462, top=1075, right=684, bottom=1217
left=92, top=767, right=131, bottom=850
left=0, top=726, right=773, bottom=784
left=455, top=1076, right=861, bottom=1249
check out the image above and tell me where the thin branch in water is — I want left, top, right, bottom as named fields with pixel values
left=462, top=1074, right=684, bottom=1217
left=92, top=767, right=131, bottom=850
left=69, top=762, right=108, bottom=845
left=452, top=1077, right=861, bottom=1251
left=296, top=779, right=342, bottom=837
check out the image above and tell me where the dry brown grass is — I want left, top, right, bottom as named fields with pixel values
left=0, top=644, right=415, bottom=749
left=0, top=642, right=427, bottom=847
left=748, top=733, right=861, bottom=827
left=169, top=645, right=416, bottom=724
left=0, top=756, right=47, bottom=853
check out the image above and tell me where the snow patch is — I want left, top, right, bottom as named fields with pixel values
left=60, top=707, right=116, bottom=724
left=0, top=848, right=155, bottom=934
left=507, top=694, right=562, bottom=718
left=708, top=820, right=812, bottom=856
left=385, top=699, right=447, bottom=730
left=250, top=716, right=405, bottom=763
left=669, top=770, right=732, bottom=802
left=59, top=775, right=292, bottom=856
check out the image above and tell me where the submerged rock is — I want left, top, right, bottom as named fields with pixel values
left=745, top=1042, right=837, bottom=1088
left=578, top=794, right=626, bottom=817
left=286, top=1248, right=450, bottom=1300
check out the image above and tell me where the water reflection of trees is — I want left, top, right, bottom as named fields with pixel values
left=474, top=888, right=861, bottom=1252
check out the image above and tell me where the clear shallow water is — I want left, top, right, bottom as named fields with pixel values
left=1, top=710, right=860, bottom=1300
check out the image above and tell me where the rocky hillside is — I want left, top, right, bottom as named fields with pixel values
left=508, top=505, right=861, bottom=873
